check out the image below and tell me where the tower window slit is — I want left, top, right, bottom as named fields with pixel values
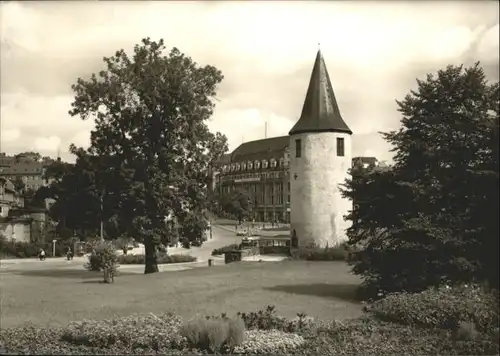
left=295, top=139, right=302, bottom=158
left=337, top=138, right=345, bottom=157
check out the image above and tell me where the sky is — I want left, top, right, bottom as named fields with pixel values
left=1, top=1, right=499, bottom=163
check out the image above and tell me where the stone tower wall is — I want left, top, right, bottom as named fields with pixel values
left=289, top=131, right=352, bottom=248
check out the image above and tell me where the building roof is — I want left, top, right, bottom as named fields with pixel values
left=231, top=136, right=289, bottom=162
left=214, top=154, right=232, bottom=165
left=289, top=50, right=352, bottom=136
left=0, top=162, right=44, bottom=175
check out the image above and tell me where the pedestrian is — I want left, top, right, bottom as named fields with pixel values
left=66, top=247, right=73, bottom=260
left=39, top=248, right=46, bottom=261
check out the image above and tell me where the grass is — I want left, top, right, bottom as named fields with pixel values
left=0, top=260, right=363, bottom=329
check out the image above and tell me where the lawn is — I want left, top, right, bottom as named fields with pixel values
left=0, top=260, right=363, bottom=329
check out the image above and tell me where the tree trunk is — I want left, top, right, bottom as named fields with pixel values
left=103, top=268, right=111, bottom=283
left=144, top=236, right=159, bottom=274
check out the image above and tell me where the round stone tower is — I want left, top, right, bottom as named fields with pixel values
left=289, top=50, right=353, bottom=248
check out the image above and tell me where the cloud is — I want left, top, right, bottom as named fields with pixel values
left=33, top=135, right=61, bottom=153
left=0, top=0, right=499, bottom=163
left=2, top=128, right=21, bottom=143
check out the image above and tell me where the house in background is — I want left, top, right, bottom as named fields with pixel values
left=0, top=178, right=46, bottom=243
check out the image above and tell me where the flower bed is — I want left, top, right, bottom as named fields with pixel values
left=1, top=286, right=498, bottom=355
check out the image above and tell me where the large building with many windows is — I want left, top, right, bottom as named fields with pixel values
left=210, top=138, right=381, bottom=223
left=212, top=136, right=292, bottom=223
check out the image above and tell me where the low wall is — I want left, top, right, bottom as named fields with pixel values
left=258, top=245, right=291, bottom=255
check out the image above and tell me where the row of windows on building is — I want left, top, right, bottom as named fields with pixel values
left=220, top=182, right=290, bottom=205
left=221, top=158, right=287, bottom=173
left=294, top=137, right=345, bottom=158
left=220, top=171, right=286, bottom=181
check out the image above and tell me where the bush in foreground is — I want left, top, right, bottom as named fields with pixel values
left=180, top=316, right=245, bottom=353
left=118, top=253, right=197, bottom=265
left=84, top=242, right=119, bottom=283
left=62, top=313, right=185, bottom=350
left=1, top=286, right=499, bottom=355
left=364, top=283, right=499, bottom=332
left=211, top=244, right=240, bottom=256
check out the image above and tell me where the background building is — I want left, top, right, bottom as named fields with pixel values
left=210, top=139, right=380, bottom=223
left=0, top=152, right=55, bottom=191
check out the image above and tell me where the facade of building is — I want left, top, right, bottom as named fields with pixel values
left=211, top=51, right=380, bottom=234
left=0, top=177, right=46, bottom=243
left=212, top=136, right=292, bottom=223
left=0, top=153, right=52, bottom=191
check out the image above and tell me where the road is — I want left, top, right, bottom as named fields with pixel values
left=0, top=225, right=241, bottom=274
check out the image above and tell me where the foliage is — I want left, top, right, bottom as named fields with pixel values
left=118, top=253, right=196, bottom=264
left=61, top=313, right=185, bottom=350
left=234, top=306, right=315, bottom=333
left=234, top=330, right=305, bottom=354
left=0, top=235, right=72, bottom=258
left=1, top=297, right=499, bottom=355
left=178, top=211, right=208, bottom=246
left=12, top=176, right=25, bottom=195
left=22, top=188, right=46, bottom=209
left=290, top=243, right=350, bottom=261
left=364, top=283, right=499, bottom=332
left=294, top=317, right=499, bottom=356
left=216, top=189, right=253, bottom=224
left=68, top=38, right=228, bottom=274
left=341, top=63, right=500, bottom=297
left=113, top=236, right=132, bottom=252
left=85, top=253, right=101, bottom=272
left=180, top=316, right=245, bottom=353
left=36, top=159, right=106, bottom=239
left=0, top=236, right=38, bottom=258
left=84, top=242, right=119, bottom=282
left=211, top=243, right=240, bottom=256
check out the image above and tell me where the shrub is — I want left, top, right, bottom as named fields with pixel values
left=364, top=284, right=499, bottom=332
left=181, top=239, right=191, bottom=249
left=0, top=235, right=43, bottom=258
left=212, top=244, right=240, bottom=256
left=118, top=253, right=196, bottom=265
left=290, top=243, right=349, bottom=261
left=62, top=313, right=185, bottom=351
left=294, top=316, right=499, bottom=356
left=180, top=316, right=245, bottom=353
left=86, top=253, right=102, bottom=271
left=84, top=242, right=119, bottom=283
left=234, top=330, right=305, bottom=354
left=235, top=305, right=314, bottom=334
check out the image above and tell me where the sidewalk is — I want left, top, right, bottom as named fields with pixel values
left=0, top=256, right=81, bottom=265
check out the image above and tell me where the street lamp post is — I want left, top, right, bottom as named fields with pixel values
left=100, top=193, right=104, bottom=241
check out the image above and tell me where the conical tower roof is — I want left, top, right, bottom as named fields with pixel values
left=289, top=50, right=352, bottom=135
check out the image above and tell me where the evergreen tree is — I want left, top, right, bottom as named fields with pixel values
left=342, top=63, right=499, bottom=297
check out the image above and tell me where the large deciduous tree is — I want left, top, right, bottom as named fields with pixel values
left=342, top=63, right=499, bottom=297
left=69, top=38, right=227, bottom=274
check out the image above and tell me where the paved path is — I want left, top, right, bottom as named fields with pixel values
left=0, top=225, right=240, bottom=274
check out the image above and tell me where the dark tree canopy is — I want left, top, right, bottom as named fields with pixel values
left=342, top=63, right=499, bottom=297
left=216, top=189, right=253, bottom=224
left=68, top=38, right=228, bottom=274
